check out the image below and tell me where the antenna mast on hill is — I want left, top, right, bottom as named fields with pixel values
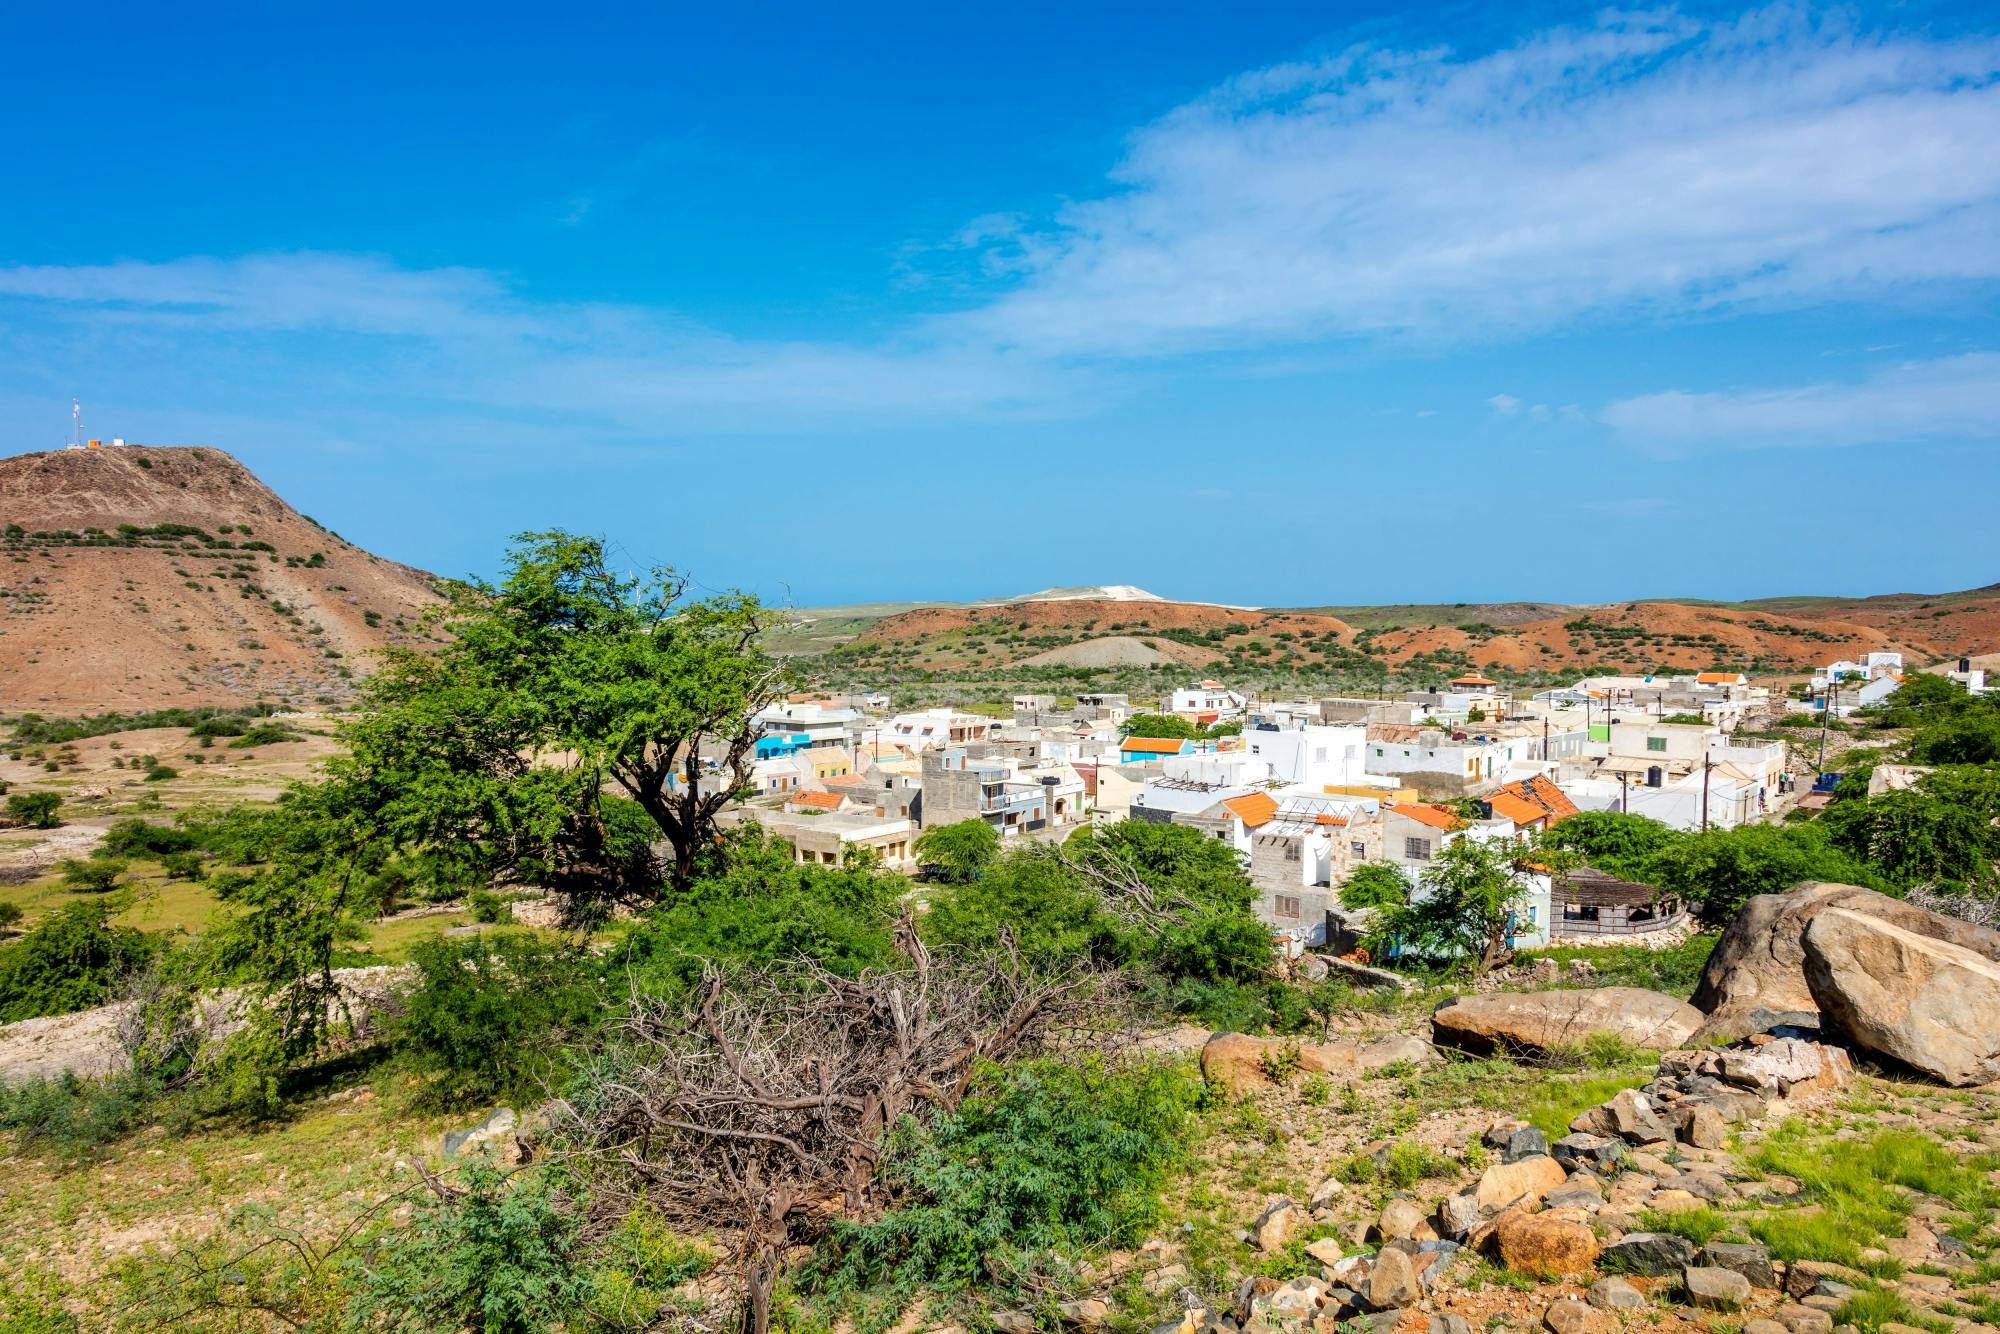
left=72, top=399, right=81, bottom=449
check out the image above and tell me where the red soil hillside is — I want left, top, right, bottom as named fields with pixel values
left=0, top=445, right=443, bottom=712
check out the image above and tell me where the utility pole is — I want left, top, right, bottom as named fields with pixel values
left=1702, top=752, right=1712, bottom=831
left=1817, top=681, right=1836, bottom=773
left=1620, top=770, right=1629, bottom=813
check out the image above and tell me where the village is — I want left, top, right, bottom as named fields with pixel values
left=718, top=653, right=1988, bottom=954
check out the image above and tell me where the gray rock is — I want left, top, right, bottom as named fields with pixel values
left=1544, top=1297, right=1613, bottom=1334
left=1601, top=1231, right=1697, bottom=1276
left=1686, top=1265, right=1753, bottom=1310
left=1058, top=1299, right=1111, bottom=1329
left=1586, top=1277, right=1646, bottom=1312
left=1553, top=1132, right=1627, bottom=1173
left=442, top=1106, right=517, bottom=1158
left=1773, top=1307, right=1834, bottom=1334
left=1430, top=1317, right=1473, bottom=1334
left=1803, top=907, right=2000, bottom=1087
left=1366, top=1247, right=1422, bottom=1310
left=1435, top=1192, right=1483, bottom=1241
left=1606, top=1089, right=1673, bottom=1145
left=1432, top=988, right=1703, bottom=1055
left=1504, top=1126, right=1550, bottom=1163
left=1703, top=1241, right=1777, bottom=1290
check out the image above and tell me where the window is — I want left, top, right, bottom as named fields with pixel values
left=1646, top=737, right=1668, bottom=752
left=1375, top=747, right=1385, bottom=757
left=1276, top=894, right=1302, bottom=919
left=1314, top=747, right=1328, bottom=763
left=1405, top=836, right=1432, bottom=861
left=1284, top=843, right=1300, bottom=861
left=1352, top=841, right=1366, bottom=858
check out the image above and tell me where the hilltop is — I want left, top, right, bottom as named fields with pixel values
left=0, top=445, right=443, bottom=711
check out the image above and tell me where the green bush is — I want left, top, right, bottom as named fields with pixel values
left=0, top=1068, right=155, bottom=1160
left=804, top=1056, right=1204, bottom=1308
left=341, top=1163, right=594, bottom=1334
left=98, top=817, right=201, bottom=859
left=3, top=791, right=60, bottom=829
left=0, top=901, right=160, bottom=1022
left=161, top=851, right=206, bottom=881
left=0, top=902, right=21, bottom=932
left=393, top=933, right=607, bottom=1106
left=466, top=888, right=511, bottom=924
left=143, top=764, right=180, bottom=782
left=58, top=857, right=125, bottom=893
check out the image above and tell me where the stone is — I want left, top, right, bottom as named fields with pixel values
left=1236, top=1276, right=1282, bottom=1322
left=1253, top=1279, right=1324, bottom=1321
left=1059, top=1300, right=1111, bottom=1329
left=1305, top=1238, right=1345, bottom=1267
left=1414, top=1241, right=1461, bottom=1292
left=994, top=1313, right=1037, bottom=1334
left=1718, top=1038, right=1853, bottom=1094
left=1691, top=882, right=2000, bottom=1042
left=1602, top=1232, right=1698, bottom=1276
left=1545, top=1183, right=1604, bottom=1212
left=1802, top=1296, right=1847, bottom=1315
left=1625, top=1150, right=1675, bottom=1177
left=1703, top=1242, right=1778, bottom=1290
left=1570, top=1104, right=1617, bottom=1136
left=1586, top=1278, right=1646, bottom=1313
left=1253, top=1199, right=1303, bottom=1252
left=1544, top=1298, right=1614, bottom=1334
left=1309, top=1177, right=1344, bottom=1211
left=1553, top=1133, right=1627, bottom=1174
left=1774, top=1306, right=1835, bottom=1334
left=1436, top=1192, right=1483, bottom=1240
left=1504, top=1126, right=1551, bottom=1163
left=1495, top=1212, right=1601, bottom=1278
left=1606, top=1089, right=1673, bottom=1145
left=1476, top=1154, right=1569, bottom=1210
left=1366, top=1247, right=1422, bottom=1310
left=1379, top=1198, right=1428, bottom=1242
left=1785, top=1261, right=1868, bottom=1300
left=1433, top=988, right=1704, bottom=1055
left=1202, top=1033, right=1435, bottom=1093
left=1686, top=1266, right=1753, bottom=1310
left=1803, top=907, right=2000, bottom=1087
left=1746, top=1322, right=1791, bottom=1334
left=442, top=1106, right=520, bottom=1160
left=1682, top=1104, right=1729, bottom=1149
left=1143, top=1264, right=1190, bottom=1295
left=1430, top=1317, right=1473, bottom=1334
left=1646, top=1189, right=1702, bottom=1213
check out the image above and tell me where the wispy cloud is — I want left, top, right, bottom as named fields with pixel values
left=961, top=8, right=2000, bottom=356
left=1601, top=352, right=2000, bottom=450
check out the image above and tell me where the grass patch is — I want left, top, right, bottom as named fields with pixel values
left=1512, top=935, right=1718, bottom=997
left=1523, top=1070, right=1652, bottom=1143
left=1637, top=1204, right=1730, bottom=1247
left=1745, top=1126, right=2000, bottom=1266
left=1835, top=1287, right=1947, bottom=1334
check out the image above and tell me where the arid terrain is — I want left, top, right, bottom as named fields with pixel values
left=0, top=446, right=442, bottom=711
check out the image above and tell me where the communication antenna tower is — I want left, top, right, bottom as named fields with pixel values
left=72, top=399, right=82, bottom=449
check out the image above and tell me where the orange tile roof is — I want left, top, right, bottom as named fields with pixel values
left=1696, top=672, right=1742, bottom=684
left=1122, top=736, right=1190, bottom=754
left=1221, top=792, right=1279, bottom=828
left=1452, top=674, right=1498, bottom=687
left=1391, top=803, right=1466, bottom=832
left=825, top=773, right=869, bottom=787
left=1313, top=812, right=1350, bottom=827
left=789, top=790, right=845, bottom=810
left=1487, top=774, right=1580, bottom=828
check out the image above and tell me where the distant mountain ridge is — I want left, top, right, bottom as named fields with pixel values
left=0, top=445, right=443, bottom=712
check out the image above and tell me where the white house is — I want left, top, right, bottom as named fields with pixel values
left=1167, top=681, right=1245, bottom=724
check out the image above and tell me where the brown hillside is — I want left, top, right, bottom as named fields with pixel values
left=0, top=445, right=443, bottom=712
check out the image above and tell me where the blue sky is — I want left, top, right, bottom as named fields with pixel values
left=3, top=1, right=1998, bottom=608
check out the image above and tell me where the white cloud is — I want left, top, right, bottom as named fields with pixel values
left=960, top=8, right=2000, bottom=356
left=1487, top=393, right=1522, bottom=415
left=1601, top=352, right=2000, bottom=449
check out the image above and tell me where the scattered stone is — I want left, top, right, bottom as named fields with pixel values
left=1309, top=1177, right=1344, bottom=1211
left=1504, top=1126, right=1551, bottom=1163
left=1305, top=1238, right=1345, bottom=1267
left=1495, top=1212, right=1601, bottom=1278
left=1602, top=1231, right=1697, bottom=1276
left=1430, top=1317, right=1473, bottom=1334
left=1544, top=1297, right=1614, bottom=1334
left=1785, top=1261, right=1868, bottom=1300
left=1586, top=1278, right=1646, bottom=1313
left=1378, top=1198, right=1428, bottom=1242
left=1477, top=1154, right=1569, bottom=1209
left=1142, top=1264, right=1189, bottom=1295
left=442, top=1106, right=519, bottom=1160
left=1436, top=1192, right=1483, bottom=1240
left=1553, top=1133, right=1627, bottom=1174
left=1686, top=1265, right=1753, bottom=1310
left=1703, top=1242, right=1777, bottom=1289
left=1252, top=1199, right=1302, bottom=1252
left=1058, top=1299, right=1111, bottom=1329
left=993, top=1313, right=1037, bottom=1334
left=1625, top=1150, right=1675, bottom=1177
left=1201, top=1033, right=1435, bottom=1093
left=1774, top=1305, right=1835, bottom=1334
left=1646, top=1189, right=1703, bottom=1213
left=1366, top=1247, right=1422, bottom=1310
left=1606, top=1089, right=1673, bottom=1145
left=1681, top=1104, right=1729, bottom=1149
left=1432, top=988, right=1703, bottom=1055
left=1746, top=1321, right=1790, bottom=1334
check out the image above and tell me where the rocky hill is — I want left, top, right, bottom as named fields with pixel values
left=840, top=591, right=1993, bottom=679
left=0, top=445, right=443, bottom=711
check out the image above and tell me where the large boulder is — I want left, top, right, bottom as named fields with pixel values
left=1431, top=988, right=1701, bottom=1055
left=1691, top=883, right=2000, bottom=1041
left=1801, top=908, right=2000, bottom=1086
left=1201, top=1032, right=1433, bottom=1093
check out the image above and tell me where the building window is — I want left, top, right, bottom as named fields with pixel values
left=1647, top=737, right=1668, bottom=752
left=1276, top=895, right=1302, bottom=919
left=1351, top=841, right=1366, bottom=858
left=1375, top=748, right=1384, bottom=757
left=1405, top=836, right=1432, bottom=861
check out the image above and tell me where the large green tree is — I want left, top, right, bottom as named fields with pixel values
left=340, top=531, right=785, bottom=898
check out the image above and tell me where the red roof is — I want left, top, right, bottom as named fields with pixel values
left=788, top=790, right=845, bottom=810
left=1487, top=774, right=1580, bottom=828
left=1221, top=792, right=1279, bottom=828
left=1391, top=803, right=1466, bottom=832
